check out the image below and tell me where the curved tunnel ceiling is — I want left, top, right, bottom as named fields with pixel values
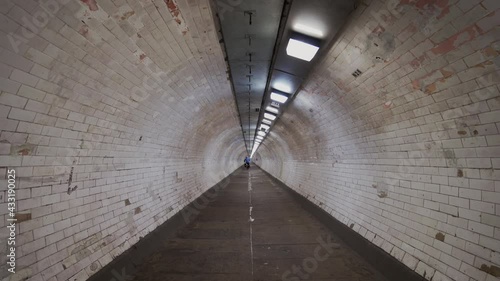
left=213, top=0, right=357, bottom=155
left=213, top=0, right=357, bottom=156
left=214, top=0, right=285, bottom=154
left=0, top=1, right=499, bottom=281
left=245, top=0, right=356, bottom=155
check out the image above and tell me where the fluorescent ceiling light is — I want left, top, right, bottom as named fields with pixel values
left=256, top=135, right=264, bottom=139
left=266, top=106, right=279, bottom=114
left=264, top=113, right=277, bottom=121
left=257, top=131, right=266, bottom=137
left=262, top=119, right=272, bottom=125
left=260, top=124, right=270, bottom=131
left=286, top=39, right=319, bottom=61
left=294, top=23, right=324, bottom=37
left=271, top=101, right=281, bottom=108
left=270, top=92, right=288, bottom=103
left=286, top=33, right=320, bottom=62
left=273, top=82, right=292, bottom=93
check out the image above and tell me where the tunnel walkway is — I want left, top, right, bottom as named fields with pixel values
left=121, top=167, right=389, bottom=281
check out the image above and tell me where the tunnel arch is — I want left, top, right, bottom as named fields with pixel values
left=256, top=1, right=500, bottom=281
left=0, top=0, right=498, bottom=281
left=0, top=0, right=245, bottom=280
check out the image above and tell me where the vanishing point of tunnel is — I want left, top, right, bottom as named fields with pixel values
left=0, top=0, right=499, bottom=281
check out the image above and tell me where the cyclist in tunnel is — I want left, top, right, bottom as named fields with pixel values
left=244, top=155, right=251, bottom=168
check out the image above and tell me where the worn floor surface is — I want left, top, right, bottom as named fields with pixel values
left=131, top=168, right=389, bottom=281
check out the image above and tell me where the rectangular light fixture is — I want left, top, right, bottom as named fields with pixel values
left=262, top=119, right=272, bottom=125
left=264, top=113, right=277, bottom=121
left=273, top=82, right=292, bottom=93
left=266, top=106, right=279, bottom=114
left=294, top=23, right=324, bottom=37
left=260, top=124, right=270, bottom=130
left=257, top=131, right=266, bottom=137
left=270, top=92, right=288, bottom=103
left=286, top=33, right=320, bottom=62
left=271, top=101, right=281, bottom=107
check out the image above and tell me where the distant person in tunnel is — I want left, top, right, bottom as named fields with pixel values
left=244, top=155, right=251, bottom=168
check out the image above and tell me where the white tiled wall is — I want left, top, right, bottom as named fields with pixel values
left=0, top=0, right=244, bottom=280
left=257, top=0, right=500, bottom=280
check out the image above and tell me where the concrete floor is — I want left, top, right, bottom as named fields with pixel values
left=128, top=168, right=389, bottom=281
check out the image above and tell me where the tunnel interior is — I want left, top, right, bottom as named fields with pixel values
left=0, top=0, right=499, bottom=281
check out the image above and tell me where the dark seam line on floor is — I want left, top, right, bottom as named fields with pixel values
left=255, top=165, right=427, bottom=281
left=88, top=165, right=426, bottom=281
left=248, top=171, right=255, bottom=279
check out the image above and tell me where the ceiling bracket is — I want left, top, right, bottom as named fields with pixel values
left=246, top=52, right=254, bottom=62
left=244, top=34, right=255, bottom=46
left=244, top=10, right=255, bottom=25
